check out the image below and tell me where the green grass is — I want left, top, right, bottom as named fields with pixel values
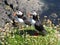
left=0, top=26, right=58, bottom=45
left=58, top=40, right=60, bottom=45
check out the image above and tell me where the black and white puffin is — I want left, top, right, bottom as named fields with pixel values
left=30, top=11, right=47, bottom=35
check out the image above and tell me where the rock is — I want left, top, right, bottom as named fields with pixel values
left=0, top=0, right=44, bottom=28
left=4, top=5, right=11, bottom=10
left=0, top=2, right=12, bottom=27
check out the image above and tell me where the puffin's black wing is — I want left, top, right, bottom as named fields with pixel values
left=34, top=20, right=47, bottom=36
left=34, top=21, right=44, bottom=31
left=22, top=16, right=31, bottom=26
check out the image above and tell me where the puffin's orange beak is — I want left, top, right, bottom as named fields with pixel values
left=13, top=12, right=17, bottom=16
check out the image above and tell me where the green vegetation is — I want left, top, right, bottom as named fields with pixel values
left=0, top=26, right=58, bottom=45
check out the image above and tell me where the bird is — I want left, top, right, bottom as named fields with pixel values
left=12, top=10, right=47, bottom=35
left=33, top=20, right=47, bottom=36
left=30, top=11, right=47, bottom=36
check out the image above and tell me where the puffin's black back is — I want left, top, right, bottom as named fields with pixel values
left=22, top=16, right=31, bottom=26
left=34, top=20, right=44, bottom=31
left=34, top=20, right=47, bottom=36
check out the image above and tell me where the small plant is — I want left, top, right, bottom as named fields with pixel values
left=0, top=24, right=58, bottom=45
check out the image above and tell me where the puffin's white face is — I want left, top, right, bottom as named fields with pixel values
left=16, top=11, right=23, bottom=15
left=32, top=12, right=37, bottom=16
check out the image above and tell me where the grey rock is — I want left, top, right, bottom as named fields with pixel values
left=0, top=2, right=11, bottom=27
left=0, top=0, right=45, bottom=27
